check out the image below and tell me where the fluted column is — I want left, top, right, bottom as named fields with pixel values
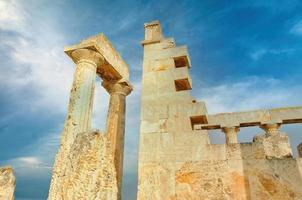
left=222, top=126, right=240, bottom=144
left=102, top=81, right=132, bottom=200
left=67, top=48, right=104, bottom=138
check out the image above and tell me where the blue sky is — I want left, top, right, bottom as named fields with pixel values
left=0, top=0, right=302, bottom=199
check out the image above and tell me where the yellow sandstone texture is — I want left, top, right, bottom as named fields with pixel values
left=0, top=166, right=15, bottom=200
left=137, top=21, right=302, bottom=200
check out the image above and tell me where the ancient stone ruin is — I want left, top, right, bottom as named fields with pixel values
left=48, top=34, right=132, bottom=200
left=0, top=166, right=15, bottom=200
left=1, top=20, right=302, bottom=200
left=137, top=20, right=302, bottom=199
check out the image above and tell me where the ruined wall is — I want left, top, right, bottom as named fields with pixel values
left=0, top=166, right=15, bottom=200
left=48, top=130, right=117, bottom=200
left=138, top=21, right=302, bottom=200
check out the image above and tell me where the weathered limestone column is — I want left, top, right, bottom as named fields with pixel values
left=260, top=123, right=281, bottom=136
left=102, top=81, right=132, bottom=200
left=222, top=126, right=240, bottom=144
left=67, top=48, right=104, bottom=138
left=48, top=48, right=105, bottom=199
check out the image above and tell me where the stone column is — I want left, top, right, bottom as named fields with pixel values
left=260, top=123, right=281, bottom=136
left=67, top=48, right=104, bottom=139
left=102, top=81, right=132, bottom=200
left=222, top=126, right=240, bottom=144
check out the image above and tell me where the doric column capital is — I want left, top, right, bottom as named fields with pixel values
left=222, top=126, right=240, bottom=144
left=102, top=81, right=133, bottom=96
left=70, top=48, right=105, bottom=67
left=222, top=126, right=240, bottom=134
left=260, top=123, right=281, bottom=135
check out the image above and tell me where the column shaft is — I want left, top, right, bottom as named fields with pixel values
left=222, top=127, right=239, bottom=144
left=64, top=48, right=104, bottom=145
left=103, top=81, right=132, bottom=200
left=71, top=60, right=97, bottom=133
left=107, top=92, right=125, bottom=200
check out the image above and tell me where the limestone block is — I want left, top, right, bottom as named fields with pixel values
left=146, top=45, right=190, bottom=62
left=144, top=38, right=175, bottom=50
left=151, top=58, right=175, bottom=72
left=48, top=130, right=117, bottom=200
left=143, top=20, right=163, bottom=42
left=0, top=166, right=15, bottom=200
left=65, top=33, right=130, bottom=81
left=253, top=132, right=292, bottom=159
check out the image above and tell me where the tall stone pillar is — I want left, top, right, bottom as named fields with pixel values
left=66, top=48, right=104, bottom=142
left=222, top=126, right=240, bottom=144
left=102, top=81, right=132, bottom=200
left=48, top=48, right=105, bottom=199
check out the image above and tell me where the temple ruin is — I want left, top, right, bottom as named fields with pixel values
left=137, top=20, right=302, bottom=199
left=1, top=20, right=302, bottom=200
left=48, top=34, right=132, bottom=200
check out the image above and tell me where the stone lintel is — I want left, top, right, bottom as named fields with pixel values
left=194, top=106, right=302, bottom=130
left=64, top=33, right=130, bottom=82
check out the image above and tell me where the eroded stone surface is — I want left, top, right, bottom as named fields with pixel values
left=48, top=130, right=117, bottom=200
left=0, top=166, right=15, bottom=200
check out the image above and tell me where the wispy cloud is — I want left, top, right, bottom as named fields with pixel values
left=250, top=48, right=296, bottom=60
left=0, top=0, right=73, bottom=114
left=290, top=20, right=302, bottom=35
left=0, top=0, right=25, bottom=31
left=200, top=76, right=302, bottom=114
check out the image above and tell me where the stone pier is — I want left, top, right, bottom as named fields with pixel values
left=48, top=34, right=132, bottom=200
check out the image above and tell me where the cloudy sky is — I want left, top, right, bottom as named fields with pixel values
left=1, top=0, right=302, bottom=199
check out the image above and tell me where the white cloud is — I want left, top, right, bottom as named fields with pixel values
left=250, top=48, right=296, bottom=60
left=15, top=157, right=42, bottom=166
left=200, top=76, right=302, bottom=114
left=0, top=0, right=25, bottom=31
left=0, top=0, right=75, bottom=114
left=290, top=20, right=302, bottom=35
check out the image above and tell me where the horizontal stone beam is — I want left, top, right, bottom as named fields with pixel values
left=64, top=33, right=130, bottom=84
left=191, top=106, right=302, bottom=130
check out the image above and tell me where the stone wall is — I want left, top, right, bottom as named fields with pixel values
left=138, top=21, right=302, bottom=200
